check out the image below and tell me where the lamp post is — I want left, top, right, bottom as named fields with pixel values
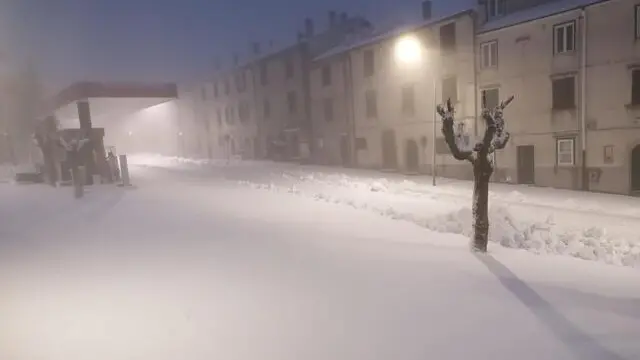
left=394, top=34, right=438, bottom=186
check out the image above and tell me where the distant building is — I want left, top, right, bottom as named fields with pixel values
left=180, top=12, right=372, bottom=161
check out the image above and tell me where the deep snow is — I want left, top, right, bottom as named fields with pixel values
left=1, top=162, right=639, bottom=360
left=130, top=154, right=640, bottom=268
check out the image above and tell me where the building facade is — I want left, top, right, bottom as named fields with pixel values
left=179, top=13, right=372, bottom=162
left=476, top=0, right=640, bottom=194
left=309, top=0, right=640, bottom=195
left=175, top=0, right=640, bottom=195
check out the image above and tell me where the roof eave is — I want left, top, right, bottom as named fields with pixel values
left=314, top=9, right=475, bottom=62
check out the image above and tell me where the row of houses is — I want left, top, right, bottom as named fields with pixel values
left=171, top=0, right=640, bottom=196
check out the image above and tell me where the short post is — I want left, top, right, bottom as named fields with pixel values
left=119, top=154, right=131, bottom=186
left=72, top=166, right=85, bottom=199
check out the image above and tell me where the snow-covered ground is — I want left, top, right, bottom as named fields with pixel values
left=130, top=153, right=640, bottom=268
left=1, top=164, right=639, bottom=360
left=0, top=164, right=16, bottom=183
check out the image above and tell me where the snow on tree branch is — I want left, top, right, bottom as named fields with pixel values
left=437, top=99, right=476, bottom=164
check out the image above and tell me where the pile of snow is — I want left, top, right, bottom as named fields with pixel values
left=286, top=170, right=640, bottom=218
left=237, top=178, right=640, bottom=268
left=128, top=153, right=264, bottom=169
left=128, top=154, right=640, bottom=268
left=128, top=153, right=213, bottom=168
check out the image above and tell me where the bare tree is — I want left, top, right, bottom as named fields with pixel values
left=436, top=96, right=514, bottom=252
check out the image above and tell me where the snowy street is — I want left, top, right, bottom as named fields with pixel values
left=1, top=161, right=639, bottom=359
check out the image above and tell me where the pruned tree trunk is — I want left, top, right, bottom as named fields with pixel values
left=472, top=157, right=492, bottom=252
left=437, top=96, right=513, bottom=253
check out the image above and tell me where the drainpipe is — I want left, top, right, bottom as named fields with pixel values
left=472, top=12, right=479, bottom=139
left=580, top=8, right=588, bottom=191
left=345, top=54, right=357, bottom=167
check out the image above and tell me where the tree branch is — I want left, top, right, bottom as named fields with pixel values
left=493, top=131, right=510, bottom=150
left=478, top=110, right=496, bottom=156
left=437, top=99, right=475, bottom=163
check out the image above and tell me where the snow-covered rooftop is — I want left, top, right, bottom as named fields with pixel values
left=314, top=9, right=473, bottom=62
left=479, top=0, right=607, bottom=33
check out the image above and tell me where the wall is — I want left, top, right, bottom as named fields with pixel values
left=349, top=13, right=477, bottom=176
left=475, top=0, right=640, bottom=194
left=309, top=56, right=352, bottom=166
left=477, top=6, right=586, bottom=189
left=582, top=0, right=640, bottom=194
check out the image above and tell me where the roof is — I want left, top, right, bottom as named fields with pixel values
left=314, top=9, right=474, bottom=62
left=49, top=81, right=178, bottom=111
left=479, top=0, right=607, bottom=33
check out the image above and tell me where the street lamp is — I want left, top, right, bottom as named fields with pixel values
left=393, top=34, right=438, bottom=186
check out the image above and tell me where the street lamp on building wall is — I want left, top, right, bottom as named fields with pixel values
left=393, top=34, right=438, bottom=186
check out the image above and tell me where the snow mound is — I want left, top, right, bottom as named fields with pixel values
left=238, top=179, right=640, bottom=268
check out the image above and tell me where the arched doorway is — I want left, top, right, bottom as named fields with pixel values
left=405, top=139, right=419, bottom=173
left=381, top=130, right=398, bottom=170
left=632, top=145, right=640, bottom=193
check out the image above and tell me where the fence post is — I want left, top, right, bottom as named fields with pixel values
left=119, top=154, right=131, bottom=186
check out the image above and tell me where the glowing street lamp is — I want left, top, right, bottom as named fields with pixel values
left=394, top=35, right=423, bottom=65
left=394, top=34, right=438, bottom=186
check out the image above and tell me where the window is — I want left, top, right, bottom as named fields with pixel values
left=229, top=106, right=235, bottom=123
left=632, top=69, right=640, bottom=105
left=401, top=84, right=415, bottom=116
left=480, top=41, right=498, bottom=68
left=225, top=106, right=233, bottom=124
left=552, top=76, right=575, bottom=109
left=322, top=65, right=332, bottom=86
left=287, top=91, right=297, bottom=114
left=365, top=89, right=377, bottom=118
left=239, top=102, right=250, bottom=123
left=213, top=82, right=219, bottom=98
left=201, top=87, right=207, bottom=100
left=216, top=109, right=222, bottom=126
left=260, top=63, right=269, bottom=85
left=235, top=72, right=246, bottom=92
left=224, top=79, right=230, bottom=95
left=487, top=0, right=506, bottom=19
left=635, top=5, right=640, bottom=39
left=323, top=98, right=334, bottom=122
left=363, top=49, right=375, bottom=77
left=481, top=88, right=500, bottom=110
left=442, top=76, right=458, bottom=104
left=263, top=98, right=271, bottom=118
left=439, top=23, right=456, bottom=53
left=556, top=138, right=575, bottom=166
left=355, top=137, right=368, bottom=150
left=285, top=57, right=294, bottom=79
left=604, top=145, right=614, bottom=164
left=554, top=21, right=575, bottom=54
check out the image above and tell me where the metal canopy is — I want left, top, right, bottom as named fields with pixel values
left=48, top=82, right=178, bottom=129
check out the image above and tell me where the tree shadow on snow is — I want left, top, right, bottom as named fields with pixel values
left=476, top=253, right=632, bottom=360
